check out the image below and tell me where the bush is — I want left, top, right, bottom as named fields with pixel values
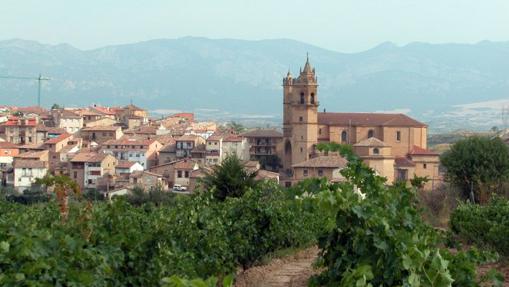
left=451, top=196, right=509, bottom=255
left=311, top=143, right=498, bottom=287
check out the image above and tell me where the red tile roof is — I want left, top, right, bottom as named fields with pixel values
left=353, top=137, right=390, bottom=147
left=242, top=129, right=283, bottom=138
left=318, top=112, right=427, bottom=127
left=174, top=160, right=196, bottom=170
left=395, top=157, right=416, bottom=167
left=408, top=145, right=439, bottom=156
left=13, top=159, right=47, bottom=169
left=44, top=133, right=72, bottom=144
left=0, top=142, right=19, bottom=149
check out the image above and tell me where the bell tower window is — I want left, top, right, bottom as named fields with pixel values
left=311, top=93, right=315, bottom=104
left=368, top=129, right=374, bottom=138
left=300, top=92, right=305, bottom=104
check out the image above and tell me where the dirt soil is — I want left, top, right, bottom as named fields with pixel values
left=235, top=246, right=319, bottom=287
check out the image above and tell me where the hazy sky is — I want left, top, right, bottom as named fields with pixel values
left=1, top=0, right=508, bottom=52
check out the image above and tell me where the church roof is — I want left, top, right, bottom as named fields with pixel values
left=292, top=155, right=347, bottom=168
left=353, top=137, right=390, bottom=147
left=408, top=145, right=439, bottom=156
left=318, top=112, right=427, bottom=128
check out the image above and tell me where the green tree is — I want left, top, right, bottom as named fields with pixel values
left=35, top=174, right=80, bottom=221
left=226, top=121, right=245, bottom=134
left=201, top=154, right=258, bottom=201
left=51, top=103, right=61, bottom=110
left=441, top=136, right=509, bottom=203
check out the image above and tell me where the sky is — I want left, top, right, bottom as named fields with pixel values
left=1, top=0, right=508, bottom=52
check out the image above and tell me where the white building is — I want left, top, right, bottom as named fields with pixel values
left=51, top=109, right=84, bottom=134
left=13, top=160, right=48, bottom=192
left=222, top=134, right=250, bottom=161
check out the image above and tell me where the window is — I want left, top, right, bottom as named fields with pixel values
left=177, top=170, right=182, bottom=178
left=300, top=92, right=305, bottom=104
left=299, top=116, right=303, bottom=122
left=373, top=148, right=380, bottom=155
left=318, top=169, right=323, bottom=176
left=88, top=179, right=93, bottom=184
left=310, top=93, right=315, bottom=104
left=185, top=171, right=189, bottom=178
left=368, top=129, right=374, bottom=138
left=73, top=171, right=78, bottom=179
left=423, top=163, right=427, bottom=169
left=303, top=169, right=308, bottom=177
left=318, top=128, right=322, bottom=135
left=300, top=147, right=303, bottom=153
left=396, top=131, right=401, bottom=141
left=341, top=131, right=348, bottom=143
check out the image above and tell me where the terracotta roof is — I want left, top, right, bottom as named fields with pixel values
left=408, top=145, right=439, bottom=156
left=223, top=134, right=243, bottom=142
left=70, top=152, right=109, bottom=163
left=16, top=150, right=48, bottom=159
left=255, top=169, right=279, bottom=181
left=174, top=160, right=196, bottom=170
left=116, top=160, right=137, bottom=169
left=14, top=106, right=47, bottom=115
left=190, top=168, right=206, bottom=179
left=13, top=159, right=47, bottom=169
left=0, top=142, right=18, bottom=149
left=292, top=155, right=348, bottom=168
left=18, top=143, right=45, bottom=150
left=45, top=133, right=72, bottom=144
left=353, top=137, right=390, bottom=147
left=318, top=112, right=427, bottom=127
left=395, top=157, right=416, bottom=167
left=177, top=134, right=200, bottom=141
left=242, top=129, right=283, bottom=138
left=103, top=137, right=156, bottom=146
left=91, top=106, right=118, bottom=116
left=57, top=109, right=81, bottom=119
left=160, top=143, right=176, bottom=153
left=82, top=126, right=120, bottom=131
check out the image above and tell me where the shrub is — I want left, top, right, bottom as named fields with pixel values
left=451, top=196, right=509, bottom=255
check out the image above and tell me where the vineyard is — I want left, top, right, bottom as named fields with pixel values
left=0, top=147, right=505, bottom=286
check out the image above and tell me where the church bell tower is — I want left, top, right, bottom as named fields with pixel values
left=282, top=55, right=319, bottom=174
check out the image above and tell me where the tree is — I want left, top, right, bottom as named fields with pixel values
left=201, top=154, right=258, bottom=201
left=51, top=103, right=61, bottom=110
left=226, top=121, right=245, bottom=134
left=441, top=136, right=509, bottom=203
left=35, top=175, right=80, bottom=221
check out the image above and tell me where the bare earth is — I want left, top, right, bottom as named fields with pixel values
left=235, top=247, right=319, bottom=287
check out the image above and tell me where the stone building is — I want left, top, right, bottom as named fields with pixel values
left=281, top=56, right=440, bottom=188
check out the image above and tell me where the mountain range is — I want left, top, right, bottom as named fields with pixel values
left=1, top=37, right=508, bottom=132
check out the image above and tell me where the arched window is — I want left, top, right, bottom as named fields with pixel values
left=341, top=131, right=348, bottom=143
left=310, top=93, right=315, bottom=104
left=368, top=129, right=374, bottom=138
left=300, top=92, right=305, bottom=104
left=373, top=148, right=380, bottom=155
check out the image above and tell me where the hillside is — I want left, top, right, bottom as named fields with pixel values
left=1, top=37, right=508, bottom=131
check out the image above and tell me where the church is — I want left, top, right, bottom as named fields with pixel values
left=280, top=56, right=441, bottom=190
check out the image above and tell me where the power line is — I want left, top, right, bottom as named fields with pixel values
left=0, top=74, right=50, bottom=107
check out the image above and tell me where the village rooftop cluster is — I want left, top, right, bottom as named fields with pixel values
left=0, top=57, right=446, bottom=196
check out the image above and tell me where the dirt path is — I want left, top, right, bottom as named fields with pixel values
left=235, top=246, right=319, bottom=287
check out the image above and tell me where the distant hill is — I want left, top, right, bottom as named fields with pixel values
left=1, top=37, right=508, bottom=131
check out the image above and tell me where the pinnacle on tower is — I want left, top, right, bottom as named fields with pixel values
left=302, top=53, right=313, bottom=74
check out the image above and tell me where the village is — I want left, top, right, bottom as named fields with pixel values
left=0, top=57, right=448, bottom=198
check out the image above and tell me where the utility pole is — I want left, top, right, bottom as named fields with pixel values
left=0, top=74, right=50, bottom=107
